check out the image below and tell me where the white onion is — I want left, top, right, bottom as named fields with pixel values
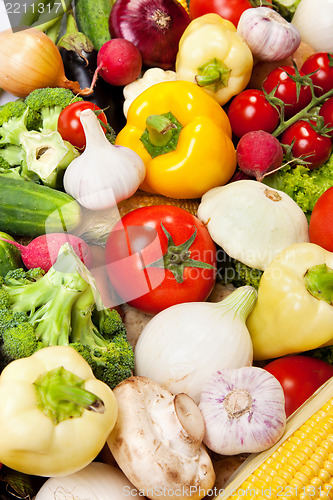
left=134, top=286, right=256, bottom=403
left=291, top=0, right=333, bottom=52
left=35, top=462, right=138, bottom=499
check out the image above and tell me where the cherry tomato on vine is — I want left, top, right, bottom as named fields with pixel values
left=58, top=101, right=108, bottom=150
left=227, top=89, right=280, bottom=138
left=105, top=205, right=217, bottom=315
left=188, top=0, right=252, bottom=27
left=281, top=120, right=332, bottom=170
left=264, top=355, right=333, bottom=418
left=301, top=52, right=333, bottom=97
left=309, top=186, right=333, bottom=251
left=319, top=96, right=333, bottom=140
left=262, top=65, right=312, bottom=119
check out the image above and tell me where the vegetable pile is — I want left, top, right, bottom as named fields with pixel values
left=1, top=0, right=333, bottom=498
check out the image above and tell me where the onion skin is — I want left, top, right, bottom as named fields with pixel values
left=109, top=0, right=191, bottom=69
left=0, top=28, right=93, bottom=98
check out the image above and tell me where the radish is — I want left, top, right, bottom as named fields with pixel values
left=91, top=38, right=142, bottom=87
left=0, top=233, right=93, bottom=272
left=236, top=130, right=284, bottom=182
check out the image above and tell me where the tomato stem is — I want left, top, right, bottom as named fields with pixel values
left=144, top=223, right=216, bottom=283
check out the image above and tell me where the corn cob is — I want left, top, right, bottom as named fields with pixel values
left=217, top=378, right=333, bottom=500
left=73, top=191, right=200, bottom=245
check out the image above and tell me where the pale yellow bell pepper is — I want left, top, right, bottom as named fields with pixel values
left=175, top=13, right=253, bottom=106
left=247, top=243, right=333, bottom=360
left=0, top=346, right=118, bottom=477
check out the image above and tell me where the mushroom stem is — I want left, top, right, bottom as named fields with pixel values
left=149, top=392, right=205, bottom=457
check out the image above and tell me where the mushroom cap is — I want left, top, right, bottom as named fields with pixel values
left=107, top=376, right=215, bottom=500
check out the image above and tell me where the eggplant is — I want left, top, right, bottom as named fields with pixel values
left=60, top=48, right=126, bottom=133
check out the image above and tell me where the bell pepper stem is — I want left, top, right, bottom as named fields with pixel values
left=34, top=366, right=105, bottom=425
left=146, top=115, right=177, bottom=147
left=195, top=58, right=231, bottom=91
left=304, top=264, right=333, bottom=305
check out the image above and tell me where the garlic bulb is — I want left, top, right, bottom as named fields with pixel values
left=134, top=286, right=256, bottom=404
left=199, top=366, right=286, bottom=455
left=197, top=180, right=309, bottom=271
left=63, top=109, right=146, bottom=210
left=237, top=7, right=301, bottom=62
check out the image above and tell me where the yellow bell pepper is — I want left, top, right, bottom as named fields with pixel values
left=175, top=13, right=253, bottom=106
left=115, top=80, right=237, bottom=199
left=0, top=346, right=118, bottom=477
left=247, top=242, right=333, bottom=360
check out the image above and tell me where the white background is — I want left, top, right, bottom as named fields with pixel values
left=0, top=0, right=11, bottom=32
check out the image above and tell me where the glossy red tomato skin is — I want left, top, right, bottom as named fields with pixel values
left=281, top=120, right=332, bottom=170
left=57, top=101, right=108, bottom=150
left=189, top=0, right=252, bottom=27
left=301, top=52, right=333, bottom=97
left=105, top=206, right=217, bottom=315
left=264, top=356, right=333, bottom=418
left=227, top=89, right=280, bottom=138
left=309, top=186, right=333, bottom=250
left=262, top=65, right=312, bottom=119
left=319, top=96, right=333, bottom=140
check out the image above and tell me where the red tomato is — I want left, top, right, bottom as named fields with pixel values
left=227, top=89, right=280, bottom=138
left=281, top=120, right=332, bottom=170
left=264, top=355, right=333, bottom=417
left=309, top=186, right=333, bottom=250
left=262, top=65, right=312, bottom=119
left=189, top=0, right=252, bottom=27
left=57, top=101, right=108, bottom=150
left=105, top=206, right=217, bottom=315
left=301, top=52, right=333, bottom=97
left=319, top=96, right=333, bottom=140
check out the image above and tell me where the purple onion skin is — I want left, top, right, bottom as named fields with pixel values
left=109, top=0, right=190, bottom=69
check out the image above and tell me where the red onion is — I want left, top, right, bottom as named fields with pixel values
left=109, top=0, right=190, bottom=69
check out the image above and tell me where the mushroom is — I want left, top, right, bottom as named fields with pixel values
left=107, top=376, right=216, bottom=500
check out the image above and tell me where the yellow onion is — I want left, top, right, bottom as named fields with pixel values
left=0, top=28, right=93, bottom=98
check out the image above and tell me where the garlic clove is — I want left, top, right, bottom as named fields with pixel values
left=237, top=7, right=301, bottom=62
left=199, top=366, right=287, bottom=455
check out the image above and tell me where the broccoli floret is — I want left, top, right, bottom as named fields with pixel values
left=0, top=100, right=27, bottom=127
left=0, top=308, right=36, bottom=365
left=0, top=98, right=79, bottom=188
left=4, top=267, right=45, bottom=286
left=94, top=306, right=127, bottom=340
left=2, top=247, right=89, bottom=346
left=0, top=244, right=133, bottom=387
left=2, top=323, right=43, bottom=362
left=70, top=288, right=134, bottom=389
left=24, top=87, right=83, bottom=132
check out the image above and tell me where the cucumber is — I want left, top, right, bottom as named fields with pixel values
left=0, top=232, right=23, bottom=277
left=0, top=176, right=82, bottom=238
left=75, top=0, right=114, bottom=51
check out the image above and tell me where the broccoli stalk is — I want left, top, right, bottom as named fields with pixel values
left=0, top=244, right=134, bottom=389
left=0, top=89, right=82, bottom=187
